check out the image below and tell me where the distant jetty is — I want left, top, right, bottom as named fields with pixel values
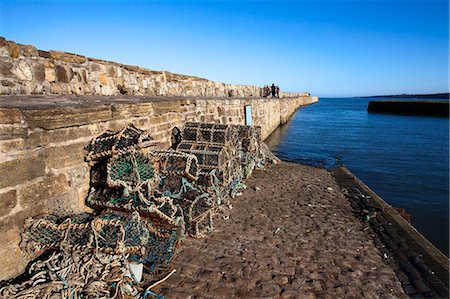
left=361, top=93, right=449, bottom=99
left=367, top=100, right=450, bottom=117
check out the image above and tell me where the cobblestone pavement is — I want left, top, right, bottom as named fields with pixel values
left=157, top=162, right=407, bottom=298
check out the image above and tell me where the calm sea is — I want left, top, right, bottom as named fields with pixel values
left=265, top=97, right=449, bottom=256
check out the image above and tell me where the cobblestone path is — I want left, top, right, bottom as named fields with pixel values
left=158, top=162, right=407, bottom=298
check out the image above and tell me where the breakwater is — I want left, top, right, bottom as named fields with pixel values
left=368, top=100, right=449, bottom=116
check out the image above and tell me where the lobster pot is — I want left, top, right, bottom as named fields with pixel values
left=20, top=213, right=93, bottom=256
left=182, top=122, right=238, bottom=145
left=86, top=188, right=179, bottom=229
left=85, top=124, right=156, bottom=162
left=233, top=124, right=262, bottom=152
left=86, top=151, right=179, bottom=227
left=150, top=150, right=199, bottom=181
left=97, top=210, right=180, bottom=274
left=176, top=141, right=230, bottom=170
left=150, top=151, right=215, bottom=238
left=189, top=208, right=214, bottom=239
left=107, top=150, right=159, bottom=190
left=176, top=141, right=236, bottom=187
left=20, top=210, right=180, bottom=274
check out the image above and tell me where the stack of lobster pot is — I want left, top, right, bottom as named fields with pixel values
left=82, top=125, right=186, bottom=271
left=176, top=122, right=266, bottom=199
left=85, top=125, right=215, bottom=237
left=230, top=124, right=263, bottom=178
left=1, top=209, right=181, bottom=298
left=176, top=123, right=240, bottom=197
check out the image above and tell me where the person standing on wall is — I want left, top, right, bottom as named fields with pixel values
left=271, top=83, right=276, bottom=98
left=276, top=86, right=280, bottom=98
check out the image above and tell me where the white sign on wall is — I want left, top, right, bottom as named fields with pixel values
left=245, top=105, right=252, bottom=126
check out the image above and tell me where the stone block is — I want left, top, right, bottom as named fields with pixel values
left=65, top=165, right=89, bottom=188
left=27, top=125, right=97, bottom=148
left=0, top=108, right=21, bottom=124
left=38, top=50, right=51, bottom=58
left=0, top=227, right=28, bottom=281
left=90, top=62, right=101, bottom=72
left=55, top=65, right=73, bottom=83
left=51, top=83, right=61, bottom=93
left=149, top=115, right=163, bottom=124
left=78, top=69, right=87, bottom=82
left=50, top=51, right=87, bottom=64
left=152, top=100, right=181, bottom=114
left=0, top=59, right=13, bottom=76
left=9, top=41, right=19, bottom=58
left=108, top=66, right=116, bottom=77
left=15, top=60, right=32, bottom=81
left=0, top=154, right=45, bottom=189
left=0, top=201, right=47, bottom=232
left=23, top=106, right=112, bottom=129
left=0, top=125, right=27, bottom=140
left=77, top=186, right=93, bottom=213
left=32, top=63, right=45, bottom=82
left=44, top=142, right=87, bottom=169
left=18, top=44, right=38, bottom=57
left=98, top=73, right=107, bottom=85
left=45, top=67, right=56, bottom=82
left=1, top=79, right=14, bottom=87
left=46, top=190, right=77, bottom=215
left=111, top=102, right=153, bottom=119
left=18, top=173, right=69, bottom=208
left=0, top=139, right=25, bottom=153
left=156, top=122, right=173, bottom=132
left=0, top=190, right=17, bottom=217
left=101, top=85, right=113, bottom=95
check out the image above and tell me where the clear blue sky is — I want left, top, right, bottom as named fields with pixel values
left=0, top=0, right=448, bottom=97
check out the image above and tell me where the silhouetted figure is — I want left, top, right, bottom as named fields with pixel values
left=263, top=85, right=270, bottom=97
left=271, top=84, right=276, bottom=98
left=276, top=86, right=280, bottom=98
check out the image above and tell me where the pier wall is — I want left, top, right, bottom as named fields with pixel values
left=0, top=94, right=317, bottom=280
left=0, top=36, right=305, bottom=99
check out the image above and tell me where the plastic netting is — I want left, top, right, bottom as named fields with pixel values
left=107, top=150, right=159, bottom=195
left=0, top=248, right=137, bottom=299
left=182, top=122, right=238, bottom=145
left=20, top=210, right=179, bottom=269
left=85, top=124, right=156, bottom=162
left=1, top=210, right=180, bottom=299
left=175, top=141, right=230, bottom=170
left=151, top=150, right=199, bottom=181
left=86, top=148, right=214, bottom=235
left=86, top=150, right=179, bottom=227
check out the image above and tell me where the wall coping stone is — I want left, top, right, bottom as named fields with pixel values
left=0, top=95, right=306, bottom=110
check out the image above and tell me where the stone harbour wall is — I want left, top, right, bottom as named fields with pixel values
left=0, top=37, right=307, bottom=99
left=0, top=94, right=318, bottom=280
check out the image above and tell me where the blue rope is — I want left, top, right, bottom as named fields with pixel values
left=142, top=289, right=165, bottom=299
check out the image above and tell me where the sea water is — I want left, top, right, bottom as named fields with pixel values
left=265, top=97, right=449, bottom=256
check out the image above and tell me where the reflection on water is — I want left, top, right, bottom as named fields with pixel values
left=265, top=98, right=449, bottom=256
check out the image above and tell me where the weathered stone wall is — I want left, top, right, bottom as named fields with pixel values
left=0, top=37, right=307, bottom=99
left=0, top=94, right=317, bottom=280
